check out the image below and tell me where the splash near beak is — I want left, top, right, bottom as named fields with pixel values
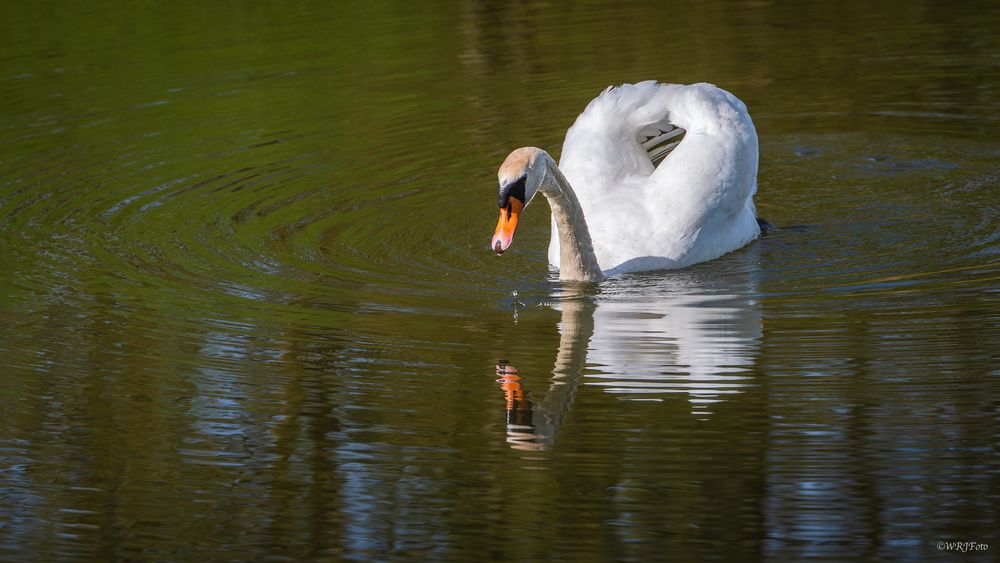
left=491, top=197, right=523, bottom=255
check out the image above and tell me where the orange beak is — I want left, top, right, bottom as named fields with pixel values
left=491, top=198, right=523, bottom=255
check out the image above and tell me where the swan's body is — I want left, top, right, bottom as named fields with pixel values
left=491, top=81, right=761, bottom=282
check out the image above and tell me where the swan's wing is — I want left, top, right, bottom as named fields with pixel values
left=645, top=83, right=759, bottom=217
left=559, top=82, right=686, bottom=195
left=551, top=82, right=686, bottom=269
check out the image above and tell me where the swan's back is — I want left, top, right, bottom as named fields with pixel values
left=550, top=81, right=760, bottom=274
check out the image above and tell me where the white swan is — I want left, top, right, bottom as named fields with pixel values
left=490, top=81, right=761, bottom=282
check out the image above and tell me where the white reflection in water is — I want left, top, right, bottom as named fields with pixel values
left=583, top=291, right=760, bottom=411
left=499, top=267, right=761, bottom=450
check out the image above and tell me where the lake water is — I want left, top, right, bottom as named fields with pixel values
left=1, top=1, right=998, bottom=561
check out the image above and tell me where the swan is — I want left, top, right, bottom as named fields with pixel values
left=490, top=81, right=762, bottom=282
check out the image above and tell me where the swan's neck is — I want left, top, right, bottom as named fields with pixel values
left=538, top=157, right=605, bottom=283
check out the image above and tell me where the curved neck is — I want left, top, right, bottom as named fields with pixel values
left=537, top=156, right=605, bottom=283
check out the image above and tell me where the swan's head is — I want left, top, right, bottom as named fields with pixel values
left=492, top=147, right=545, bottom=255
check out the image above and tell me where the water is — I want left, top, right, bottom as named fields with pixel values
left=1, top=1, right=998, bottom=560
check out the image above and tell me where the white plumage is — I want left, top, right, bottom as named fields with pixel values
left=553, top=81, right=760, bottom=275
left=491, top=81, right=761, bottom=282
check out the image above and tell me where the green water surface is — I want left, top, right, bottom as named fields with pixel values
left=1, top=1, right=998, bottom=561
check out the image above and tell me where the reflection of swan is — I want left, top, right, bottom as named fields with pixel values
left=583, top=270, right=762, bottom=415
left=496, top=297, right=596, bottom=451
left=583, top=292, right=760, bottom=414
left=495, top=267, right=761, bottom=449
left=490, top=81, right=761, bottom=282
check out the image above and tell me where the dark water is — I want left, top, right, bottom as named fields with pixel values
left=1, top=1, right=998, bottom=561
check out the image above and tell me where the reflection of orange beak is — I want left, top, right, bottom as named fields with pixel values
left=491, top=198, right=523, bottom=255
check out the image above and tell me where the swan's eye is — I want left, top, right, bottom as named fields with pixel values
left=498, top=175, right=527, bottom=208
